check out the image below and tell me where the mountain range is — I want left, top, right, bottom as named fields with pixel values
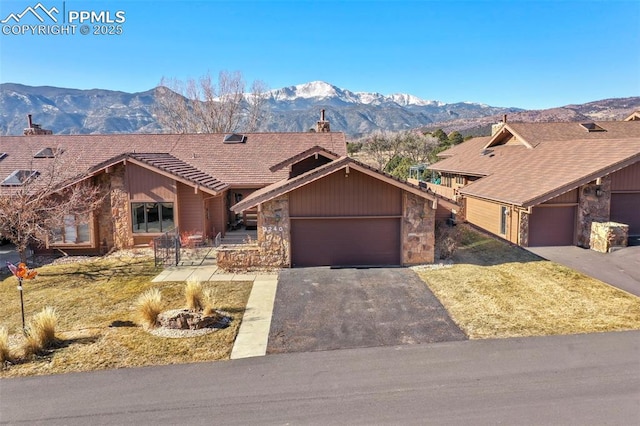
left=1, top=81, right=638, bottom=138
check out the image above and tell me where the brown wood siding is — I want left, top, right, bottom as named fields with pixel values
left=542, top=189, right=579, bottom=204
left=436, top=204, right=452, bottom=222
left=127, top=164, right=176, bottom=201
left=611, top=193, right=640, bottom=235
left=208, top=193, right=226, bottom=237
left=291, top=218, right=401, bottom=267
left=289, top=169, right=402, bottom=217
left=528, top=206, right=576, bottom=246
left=611, top=161, right=640, bottom=191
left=465, top=197, right=503, bottom=236
left=177, top=182, right=204, bottom=235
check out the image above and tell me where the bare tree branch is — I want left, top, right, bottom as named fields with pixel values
left=0, top=148, right=105, bottom=262
left=154, top=71, right=269, bottom=134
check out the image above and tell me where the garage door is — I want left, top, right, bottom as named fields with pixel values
left=611, top=193, right=640, bottom=235
left=528, top=206, right=576, bottom=246
left=291, top=218, right=400, bottom=267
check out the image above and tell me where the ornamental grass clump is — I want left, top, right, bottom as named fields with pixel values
left=136, top=288, right=163, bottom=330
left=23, top=307, right=59, bottom=356
left=203, top=289, right=216, bottom=317
left=185, top=280, right=204, bottom=311
left=0, top=326, right=12, bottom=363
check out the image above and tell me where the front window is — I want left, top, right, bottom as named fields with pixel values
left=52, top=214, right=91, bottom=245
left=500, top=206, right=508, bottom=235
left=131, top=202, right=175, bottom=233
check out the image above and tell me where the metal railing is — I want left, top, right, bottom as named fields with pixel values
left=153, top=227, right=180, bottom=268
left=214, top=232, right=222, bottom=247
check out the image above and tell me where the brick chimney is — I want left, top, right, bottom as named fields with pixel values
left=316, top=109, right=330, bottom=133
left=23, top=114, right=52, bottom=135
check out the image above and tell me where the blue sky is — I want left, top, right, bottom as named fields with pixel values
left=1, top=0, right=638, bottom=109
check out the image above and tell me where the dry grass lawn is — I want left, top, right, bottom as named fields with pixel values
left=0, top=256, right=252, bottom=377
left=418, top=226, right=640, bottom=339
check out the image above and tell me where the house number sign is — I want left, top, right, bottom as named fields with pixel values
left=262, top=225, right=283, bottom=232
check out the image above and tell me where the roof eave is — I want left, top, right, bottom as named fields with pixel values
left=521, top=153, right=640, bottom=208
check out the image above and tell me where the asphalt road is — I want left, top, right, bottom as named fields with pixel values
left=2, top=331, right=639, bottom=425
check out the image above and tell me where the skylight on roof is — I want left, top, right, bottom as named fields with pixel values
left=34, top=147, right=63, bottom=158
left=223, top=134, right=247, bottom=144
left=579, top=122, right=606, bottom=132
left=0, top=153, right=7, bottom=161
left=1, top=170, right=40, bottom=186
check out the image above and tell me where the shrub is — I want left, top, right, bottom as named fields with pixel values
left=136, top=288, right=163, bottom=330
left=24, top=307, right=59, bottom=356
left=0, top=326, right=12, bottom=363
left=185, top=280, right=204, bottom=311
left=435, top=222, right=462, bottom=260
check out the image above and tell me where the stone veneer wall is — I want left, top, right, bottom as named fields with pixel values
left=402, top=192, right=435, bottom=265
left=217, top=195, right=291, bottom=270
left=96, top=164, right=131, bottom=251
left=519, top=210, right=529, bottom=247
left=577, top=176, right=611, bottom=248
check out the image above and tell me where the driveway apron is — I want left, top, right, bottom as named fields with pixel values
left=267, top=267, right=467, bottom=354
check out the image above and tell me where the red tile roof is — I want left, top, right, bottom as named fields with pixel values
left=429, top=121, right=640, bottom=207
left=0, top=132, right=347, bottom=190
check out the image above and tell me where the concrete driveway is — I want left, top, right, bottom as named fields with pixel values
left=527, top=240, right=640, bottom=297
left=267, top=267, right=467, bottom=354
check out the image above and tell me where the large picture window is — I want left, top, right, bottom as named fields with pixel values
left=52, top=214, right=91, bottom=245
left=132, top=202, right=175, bottom=233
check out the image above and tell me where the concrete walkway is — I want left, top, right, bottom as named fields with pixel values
left=152, top=265, right=279, bottom=359
left=527, top=244, right=640, bottom=297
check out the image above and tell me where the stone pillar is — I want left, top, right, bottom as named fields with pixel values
left=109, top=164, right=132, bottom=249
left=402, top=192, right=435, bottom=265
left=256, top=195, right=291, bottom=267
left=519, top=210, right=529, bottom=247
left=96, top=173, right=115, bottom=251
left=577, top=176, right=611, bottom=248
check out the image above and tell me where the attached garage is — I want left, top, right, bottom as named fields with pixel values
left=611, top=193, right=640, bottom=235
left=288, top=167, right=403, bottom=267
left=528, top=206, right=577, bottom=246
left=225, top=154, right=449, bottom=269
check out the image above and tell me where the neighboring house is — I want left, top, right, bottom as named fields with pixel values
left=0, top=115, right=347, bottom=255
left=220, top=146, right=457, bottom=268
left=425, top=116, right=640, bottom=247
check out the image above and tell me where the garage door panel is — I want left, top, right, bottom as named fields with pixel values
left=611, top=194, right=640, bottom=235
left=529, top=206, right=576, bottom=247
left=291, top=218, right=400, bottom=267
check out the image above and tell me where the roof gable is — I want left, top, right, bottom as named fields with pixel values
left=484, top=124, right=535, bottom=149
left=269, top=145, right=341, bottom=172
left=232, top=156, right=457, bottom=213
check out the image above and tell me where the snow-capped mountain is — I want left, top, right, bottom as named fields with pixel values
left=267, top=81, right=444, bottom=107
left=0, top=81, right=528, bottom=136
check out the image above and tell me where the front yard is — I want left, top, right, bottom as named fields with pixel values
left=417, top=226, right=640, bottom=339
left=0, top=254, right=252, bottom=377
